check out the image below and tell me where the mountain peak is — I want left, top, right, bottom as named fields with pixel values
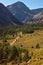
left=15, top=1, right=24, bottom=4
left=7, top=1, right=32, bottom=23
left=14, top=1, right=28, bottom=8
left=8, top=1, right=25, bottom=7
left=8, top=1, right=29, bottom=9
left=14, top=1, right=25, bottom=5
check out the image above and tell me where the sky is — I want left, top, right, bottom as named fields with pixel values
left=0, top=0, right=43, bottom=9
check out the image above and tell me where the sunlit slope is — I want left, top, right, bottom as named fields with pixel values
left=14, top=30, right=43, bottom=47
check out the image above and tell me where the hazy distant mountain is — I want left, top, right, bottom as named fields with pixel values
left=0, top=3, right=22, bottom=26
left=32, top=8, right=43, bottom=15
left=7, top=1, right=33, bottom=23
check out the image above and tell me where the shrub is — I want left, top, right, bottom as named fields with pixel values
left=36, top=43, right=40, bottom=48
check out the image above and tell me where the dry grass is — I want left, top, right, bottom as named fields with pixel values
left=28, top=60, right=43, bottom=65
left=14, top=30, right=43, bottom=48
left=0, top=30, right=43, bottom=48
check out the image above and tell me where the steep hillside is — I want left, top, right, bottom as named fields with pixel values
left=33, top=11, right=43, bottom=24
left=7, top=1, right=33, bottom=23
left=0, top=3, right=22, bottom=26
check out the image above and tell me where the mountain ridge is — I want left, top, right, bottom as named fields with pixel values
left=7, top=1, right=33, bottom=23
left=7, top=1, right=43, bottom=24
left=0, top=1, right=43, bottom=26
left=32, top=8, right=43, bottom=15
